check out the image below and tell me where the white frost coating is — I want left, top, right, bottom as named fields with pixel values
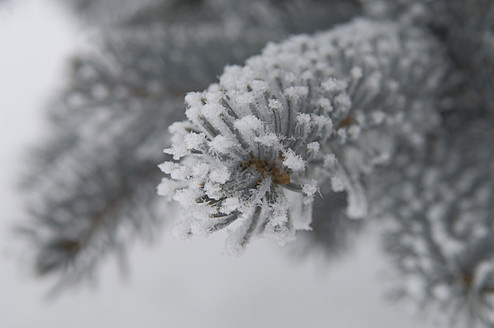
left=322, top=78, right=347, bottom=92
left=372, top=110, right=386, bottom=124
left=163, top=143, right=188, bottom=160
left=254, top=133, right=281, bottom=147
left=284, top=86, right=309, bottom=99
left=302, top=180, right=319, bottom=204
left=210, top=135, right=236, bottom=153
left=204, top=181, right=223, bottom=200
left=159, top=18, right=450, bottom=252
left=297, top=113, right=311, bottom=125
left=184, top=133, right=206, bottom=150
left=209, top=167, right=230, bottom=184
left=307, top=142, right=320, bottom=152
left=374, top=117, right=494, bottom=327
left=323, top=153, right=337, bottom=169
left=157, top=178, right=184, bottom=200
left=191, top=163, right=209, bottom=178
left=234, top=115, right=263, bottom=133
left=335, top=93, right=352, bottom=109
left=221, top=197, right=241, bottom=213
left=282, top=149, right=305, bottom=171
left=268, top=98, right=283, bottom=111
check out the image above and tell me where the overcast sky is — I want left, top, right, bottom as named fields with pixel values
left=0, top=1, right=431, bottom=327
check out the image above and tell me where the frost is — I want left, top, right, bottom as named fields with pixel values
left=268, top=99, right=283, bottom=111
left=163, top=143, right=189, bottom=160
left=221, top=197, right=241, bottom=213
left=323, top=154, right=337, bottom=169
left=302, top=180, right=318, bottom=204
left=322, top=78, right=347, bottom=92
left=209, top=167, right=230, bottom=184
left=159, top=18, right=451, bottom=252
left=156, top=178, right=182, bottom=200
left=296, top=113, right=311, bottom=125
left=204, top=182, right=223, bottom=200
left=234, top=115, right=263, bottom=133
left=184, top=133, right=206, bottom=150
left=317, top=98, right=333, bottom=112
left=334, top=93, right=351, bottom=109
left=373, top=117, right=494, bottom=327
left=210, top=135, right=236, bottom=154
left=371, top=110, right=386, bottom=124
left=192, top=163, right=210, bottom=178
left=254, top=133, right=281, bottom=147
left=284, top=86, right=309, bottom=99
left=282, top=149, right=306, bottom=171
left=307, top=142, right=320, bottom=152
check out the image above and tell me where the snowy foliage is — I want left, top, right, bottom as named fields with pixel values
left=373, top=116, right=494, bottom=327
left=63, top=0, right=360, bottom=32
left=159, top=19, right=450, bottom=253
left=17, top=0, right=494, bottom=326
left=364, top=0, right=494, bottom=114
left=20, top=0, right=359, bottom=286
left=19, top=46, right=182, bottom=286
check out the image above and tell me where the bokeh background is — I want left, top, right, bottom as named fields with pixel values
left=0, top=1, right=432, bottom=327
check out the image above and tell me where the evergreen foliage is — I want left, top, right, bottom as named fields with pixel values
left=159, top=19, right=450, bottom=252
left=372, top=115, right=494, bottom=327
left=18, top=0, right=494, bottom=326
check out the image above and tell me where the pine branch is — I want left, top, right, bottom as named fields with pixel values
left=16, top=1, right=494, bottom=325
left=159, top=18, right=452, bottom=254
left=60, top=0, right=170, bottom=26
left=364, top=0, right=494, bottom=115
left=62, top=0, right=361, bottom=32
left=372, top=114, right=494, bottom=328
left=20, top=0, right=361, bottom=287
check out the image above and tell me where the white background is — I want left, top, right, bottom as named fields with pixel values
left=0, top=1, right=431, bottom=327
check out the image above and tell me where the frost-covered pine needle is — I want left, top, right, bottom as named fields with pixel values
left=159, top=19, right=450, bottom=253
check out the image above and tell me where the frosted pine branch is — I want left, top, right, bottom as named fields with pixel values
left=63, top=0, right=360, bottom=32
left=12, top=0, right=494, bottom=325
left=20, top=0, right=359, bottom=286
left=373, top=116, right=494, bottom=327
left=159, top=18, right=451, bottom=253
left=20, top=47, right=182, bottom=286
left=18, top=25, right=273, bottom=285
left=364, top=0, right=494, bottom=114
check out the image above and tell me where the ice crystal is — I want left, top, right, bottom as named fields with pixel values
left=159, top=19, right=450, bottom=252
